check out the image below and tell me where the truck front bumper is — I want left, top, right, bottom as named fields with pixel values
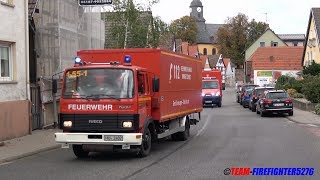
left=55, top=132, right=142, bottom=146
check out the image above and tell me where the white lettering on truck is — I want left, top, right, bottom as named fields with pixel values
left=170, top=63, right=192, bottom=81
left=68, top=104, right=113, bottom=111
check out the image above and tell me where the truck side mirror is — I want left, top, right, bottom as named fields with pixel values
left=152, top=77, right=159, bottom=92
left=222, top=83, right=226, bottom=90
left=52, top=79, right=58, bottom=94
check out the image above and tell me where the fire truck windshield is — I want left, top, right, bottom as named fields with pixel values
left=202, top=81, right=219, bottom=89
left=62, top=68, right=134, bottom=99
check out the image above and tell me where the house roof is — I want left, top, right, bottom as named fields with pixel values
left=277, top=34, right=305, bottom=40
left=223, top=58, right=230, bottom=68
left=302, top=8, right=320, bottom=66
left=190, top=0, right=203, bottom=7
left=249, top=47, right=304, bottom=70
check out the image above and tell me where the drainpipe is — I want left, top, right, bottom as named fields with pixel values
left=25, top=0, right=31, bottom=133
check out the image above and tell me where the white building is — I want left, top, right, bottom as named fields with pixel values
left=0, top=0, right=30, bottom=141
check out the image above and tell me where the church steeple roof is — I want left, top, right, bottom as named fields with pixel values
left=190, top=0, right=203, bottom=7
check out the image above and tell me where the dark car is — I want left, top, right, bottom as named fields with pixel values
left=241, top=89, right=253, bottom=108
left=239, top=84, right=259, bottom=105
left=256, top=90, right=293, bottom=117
left=249, top=87, right=275, bottom=112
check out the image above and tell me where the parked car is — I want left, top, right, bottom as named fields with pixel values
left=256, top=90, right=293, bottom=117
left=249, top=87, right=275, bottom=112
left=239, top=84, right=259, bottom=105
left=242, top=89, right=253, bottom=108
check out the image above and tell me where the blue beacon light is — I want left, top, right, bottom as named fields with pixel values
left=124, top=55, right=132, bottom=65
left=75, top=56, right=81, bottom=64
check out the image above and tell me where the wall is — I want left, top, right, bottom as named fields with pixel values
left=245, top=30, right=287, bottom=61
left=293, top=99, right=316, bottom=111
left=197, top=44, right=219, bottom=55
left=285, top=41, right=304, bottom=46
left=304, top=15, right=320, bottom=65
left=0, top=100, right=30, bottom=141
left=254, top=70, right=300, bottom=86
left=0, top=0, right=30, bottom=141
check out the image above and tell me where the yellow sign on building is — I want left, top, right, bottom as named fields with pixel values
left=257, top=71, right=273, bottom=77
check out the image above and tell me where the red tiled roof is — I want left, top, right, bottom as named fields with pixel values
left=223, top=58, right=230, bottom=68
left=249, top=47, right=304, bottom=70
left=199, top=55, right=208, bottom=68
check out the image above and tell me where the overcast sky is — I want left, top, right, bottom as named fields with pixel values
left=151, top=0, right=320, bottom=34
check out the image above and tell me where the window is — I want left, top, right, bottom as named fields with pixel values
left=293, top=41, right=298, bottom=46
left=203, top=48, right=207, bottom=55
left=271, top=42, right=278, bottom=47
left=212, top=48, right=216, bottom=55
left=0, top=45, right=11, bottom=81
left=260, top=42, right=265, bottom=47
left=138, top=73, right=145, bottom=95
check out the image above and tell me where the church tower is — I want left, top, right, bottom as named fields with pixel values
left=190, top=0, right=205, bottom=22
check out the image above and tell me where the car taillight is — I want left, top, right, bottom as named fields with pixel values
left=284, top=98, right=292, bottom=103
left=263, top=99, right=272, bottom=104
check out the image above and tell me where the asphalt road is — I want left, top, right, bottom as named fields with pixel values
left=1, top=89, right=320, bottom=180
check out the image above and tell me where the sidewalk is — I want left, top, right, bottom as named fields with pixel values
left=286, top=107, right=320, bottom=126
left=0, top=128, right=61, bottom=164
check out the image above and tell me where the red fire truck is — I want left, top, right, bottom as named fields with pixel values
left=202, top=69, right=223, bottom=107
left=54, top=48, right=202, bottom=158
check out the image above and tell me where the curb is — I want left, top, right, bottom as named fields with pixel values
left=285, top=116, right=320, bottom=126
left=0, top=144, right=60, bottom=164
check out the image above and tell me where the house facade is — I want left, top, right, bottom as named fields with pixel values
left=277, top=34, right=305, bottom=46
left=189, top=0, right=223, bottom=56
left=302, top=8, right=320, bottom=66
left=249, top=47, right=303, bottom=87
left=0, top=0, right=30, bottom=141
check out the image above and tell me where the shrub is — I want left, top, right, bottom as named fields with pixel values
left=301, top=76, right=320, bottom=103
left=303, top=61, right=320, bottom=76
left=276, top=75, right=303, bottom=93
left=292, top=93, right=304, bottom=98
left=315, top=104, right=320, bottom=115
left=287, top=88, right=297, bottom=97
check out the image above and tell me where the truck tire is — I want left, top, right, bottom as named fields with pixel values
left=137, top=127, right=152, bottom=158
left=72, top=145, right=89, bottom=158
left=171, top=118, right=190, bottom=141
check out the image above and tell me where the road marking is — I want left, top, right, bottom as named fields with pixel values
left=0, top=162, right=12, bottom=166
left=196, top=112, right=211, bottom=136
left=307, top=124, right=318, bottom=127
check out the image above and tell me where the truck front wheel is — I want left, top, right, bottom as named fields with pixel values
left=72, top=145, right=89, bottom=158
left=137, top=127, right=152, bottom=158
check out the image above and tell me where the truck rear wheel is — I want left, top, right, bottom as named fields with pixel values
left=217, top=101, right=222, bottom=107
left=72, top=145, right=89, bottom=158
left=171, top=118, right=190, bottom=141
left=137, top=127, right=152, bottom=158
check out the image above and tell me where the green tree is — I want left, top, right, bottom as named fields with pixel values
left=169, top=16, right=197, bottom=44
left=106, top=0, right=163, bottom=48
left=246, top=19, right=269, bottom=47
left=216, top=13, right=268, bottom=68
left=302, top=60, right=320, bottom=76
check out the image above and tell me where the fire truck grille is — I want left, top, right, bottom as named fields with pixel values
left=59, top=114, right=139, bottom=132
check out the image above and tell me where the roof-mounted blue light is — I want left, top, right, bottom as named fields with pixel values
left=75, top=56, right=81, bottom=64
left=124, top=55, right=132, bottom=66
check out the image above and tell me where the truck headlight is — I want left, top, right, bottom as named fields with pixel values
left=63, top=121, right=72, bottom=127
left=123, top=121, right=133, bottom=128
left=202, top=93, right=205, bottom=96
left=216, top=92, right=221, bottom=96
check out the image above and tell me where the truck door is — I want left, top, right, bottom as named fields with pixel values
left=137, top=72, right=152, bottom=126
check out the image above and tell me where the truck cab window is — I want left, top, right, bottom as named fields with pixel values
left=138, top=74, right=145, bottom=95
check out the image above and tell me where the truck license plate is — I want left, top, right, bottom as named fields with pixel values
left=104, top=135, right=123, bottom=141
left=205, top=101, right=212, bottom=103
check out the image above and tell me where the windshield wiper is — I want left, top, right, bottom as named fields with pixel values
left=85, top=94, right=121, bottom=101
